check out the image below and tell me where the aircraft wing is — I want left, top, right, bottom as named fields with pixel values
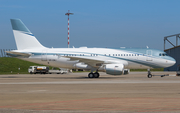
left=6, top=51, right=31, bottom=58
left=64, top=56, right=105, bottom=68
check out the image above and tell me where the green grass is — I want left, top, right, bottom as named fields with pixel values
left=0, top=57, right=45, bottom=74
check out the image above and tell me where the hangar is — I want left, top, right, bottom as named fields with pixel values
left=164, top=33, right=180, bottom=71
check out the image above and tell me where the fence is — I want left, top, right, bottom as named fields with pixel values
left=0, top=49, right=15, bottom=57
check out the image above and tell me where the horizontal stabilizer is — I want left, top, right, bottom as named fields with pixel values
left=6, top=51, right=31, bottom=58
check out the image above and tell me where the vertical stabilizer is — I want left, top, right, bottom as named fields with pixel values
left=10, top=19, right=45, bottom=50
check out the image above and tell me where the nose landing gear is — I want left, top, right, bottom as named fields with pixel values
left=147, top=69, right=170, bottom=78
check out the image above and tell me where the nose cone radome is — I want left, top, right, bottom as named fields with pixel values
left=168, top=57, right=176, bottom=67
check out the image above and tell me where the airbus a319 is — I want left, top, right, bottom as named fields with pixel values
left=6, top=19, right=176, bottom=78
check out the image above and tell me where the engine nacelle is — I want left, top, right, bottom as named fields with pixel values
left=105, top=64, right=124, bottom=75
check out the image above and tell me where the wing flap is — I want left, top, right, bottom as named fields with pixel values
left=64, top=56, right=104, bottom=67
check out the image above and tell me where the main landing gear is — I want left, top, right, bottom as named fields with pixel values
left=88, top=72, right=100, bottom=78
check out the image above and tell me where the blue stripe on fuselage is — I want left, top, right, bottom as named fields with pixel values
left=30, top=52, right=163, bottom=68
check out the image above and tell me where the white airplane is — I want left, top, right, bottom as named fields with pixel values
left=6, top=19, right=176, bottom=78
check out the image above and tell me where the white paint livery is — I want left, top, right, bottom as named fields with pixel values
left=13, top=30, right=45, bottom=50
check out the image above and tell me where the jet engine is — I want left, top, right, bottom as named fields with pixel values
left=105, top=64, right=124, bottom=75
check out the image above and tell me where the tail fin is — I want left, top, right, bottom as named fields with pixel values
left=10, top=19, right=45, bottom=50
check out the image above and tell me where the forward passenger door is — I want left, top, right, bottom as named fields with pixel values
left=146, top=50, right=152, bottom=61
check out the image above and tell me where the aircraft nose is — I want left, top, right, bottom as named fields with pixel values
left=168, top=57, right=176, bottom=66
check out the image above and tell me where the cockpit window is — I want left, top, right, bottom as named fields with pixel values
left=159, top=53, right=168, bottom=56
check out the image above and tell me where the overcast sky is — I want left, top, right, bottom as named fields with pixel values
left=1, top=0, right=180, bottom=50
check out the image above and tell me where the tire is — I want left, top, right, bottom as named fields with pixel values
left=30, top=71, right=33, bottom=74
left=88, top=73, right=94, bottom=78
left=148, top=74, right=152, bottom=78
left=94, top=72, right=100, bottom=78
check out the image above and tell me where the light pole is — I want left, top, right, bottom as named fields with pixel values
left=65, top=10, right=74, bottom=48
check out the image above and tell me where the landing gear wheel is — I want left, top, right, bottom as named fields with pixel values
left=94, top=72, right=100, bottom=78
left=88, top=73, right=94, bottom=78
left=148, top=74, right=152, bottom=78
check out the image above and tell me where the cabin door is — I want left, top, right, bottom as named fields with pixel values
left=146, top=50, right=152, bottom=61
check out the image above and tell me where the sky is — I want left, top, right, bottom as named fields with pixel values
left=1, top=0, right=180, bottom=50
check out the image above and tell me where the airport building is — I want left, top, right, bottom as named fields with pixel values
left=164, top=33, right=180, bottom=71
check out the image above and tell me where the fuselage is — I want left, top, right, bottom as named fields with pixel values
left=11, top=47, right=176, bottom=70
